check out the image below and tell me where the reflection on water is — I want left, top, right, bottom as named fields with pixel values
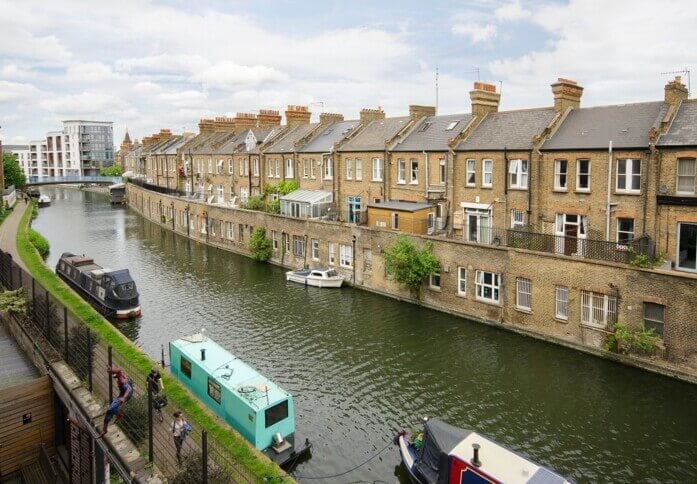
left=34, top=187, right=697, bottom=483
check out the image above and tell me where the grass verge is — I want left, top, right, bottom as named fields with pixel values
left=16, top=203, right=286, bottom=481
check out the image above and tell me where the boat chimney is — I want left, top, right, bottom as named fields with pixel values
left=201, top=348, right=206, bottom=361
left=471, top=443, right=482, bottom=467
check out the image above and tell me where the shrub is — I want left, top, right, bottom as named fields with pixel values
left=244, top=195, right=265, bottom=211
left=170, top=452, right=229, bottom=483
left=249, top=228, right=272, bottom=262
left=0, top=288, right=27, bottom=314
left=383, top=236, right=440, bottom=299
left=267, top=199, right=280, bottom=214
left=28, top=228, right=50, bottom=259
left=604, top=323, right=660, bottom=355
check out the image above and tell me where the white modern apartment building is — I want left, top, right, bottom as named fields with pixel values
left=5, top=120, right=114, bottom=179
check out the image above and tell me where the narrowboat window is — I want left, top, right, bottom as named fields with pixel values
left=181, top=357, right=192, bottom=378
left=265, top=400, right=288, bottom=428
left=207, top=377, right=222, bottom=404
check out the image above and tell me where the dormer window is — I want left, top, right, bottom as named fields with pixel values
left=419, top=122, right=432, bottom=132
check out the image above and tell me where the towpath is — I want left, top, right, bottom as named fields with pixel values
left=0, top=200, right=29, bottom=271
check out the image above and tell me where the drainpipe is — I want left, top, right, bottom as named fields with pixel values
left=527, top=149, right=533, bottom=222
left=503, top=147, right=509, bottom=195
left=606, top=140, right=613, bottom=241
left=423, top=150, right=429, bottom=199
left=447, top=148, right=456, bottom=236
left=352, top=234, right=356, bottom=284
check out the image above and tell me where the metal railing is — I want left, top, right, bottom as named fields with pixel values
left=0, top=249, right=262, bottom=483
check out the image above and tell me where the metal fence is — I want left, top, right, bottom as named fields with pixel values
left=457, top=225, right=656, bottom=265
left=0, top=249, right=263, bottom=483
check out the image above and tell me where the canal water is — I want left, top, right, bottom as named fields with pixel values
left=35, top=187, right=697, bottom=483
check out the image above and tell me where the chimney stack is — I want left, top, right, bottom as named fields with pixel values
left=551, top=78, right=583, bottom=113
left=360, top=107, right=386, bottom=124
left=285, top=105, right=312, bottom=127
left=257, top=109, right=282, bottom=128
left=665, top=76, right=688, bottom=106
left=469, top=82, right=500, bottom=117
left=212, top=116, right=236, bottom=133
left=198, top=118, right=216, bottom=135
left=319, top=112, right=345, bottom=125
left=409, top=105, right=436, bottom=120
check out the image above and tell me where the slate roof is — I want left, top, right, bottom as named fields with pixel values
left=541, top=101, right=665, bottom=150
left=393, top=113, right=473, bottom=152
left=338, top=116, right=411, bottom=152
left=368, top=200, right=434, bottom=211
left=263, top=123, right=318, bottom=154
left=457, top=108, right=556, bottom=151
left=299, top=120, right=360, bottom=153
left=191, top=132, right=236, bottom=155
left=658, top=99, right=697, bottom=147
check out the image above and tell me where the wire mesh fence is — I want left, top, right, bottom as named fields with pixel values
left=0, top=249, right=263, bottom=483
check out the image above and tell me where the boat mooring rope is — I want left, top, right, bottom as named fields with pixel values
left=289, top=440, right=393, bottom=481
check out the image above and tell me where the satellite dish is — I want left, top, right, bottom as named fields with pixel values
left=659, top=185, right=669, bottom=195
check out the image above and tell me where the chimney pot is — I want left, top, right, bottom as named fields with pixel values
left=360, top=107, right=386, bottom=124
left=665, top=76, right=688, bottom=106
left=409, top=105, right=436, bottom=120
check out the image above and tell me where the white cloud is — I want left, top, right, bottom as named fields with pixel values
left=65, top=62, right=127, bottom=83
left=0, top=64, right=34, bottom=79
left=0, top=81, right=40, bottom=103
left=489, top=0, right=697, bottom=109
left=495, top=0, right=531, bottom=22
left=0, top=22, right=71, bottom=63
left=452, top=23, right=497, bottom=44
left=38, top=91, right=131, bottom=116
left=192, top=62, right=289, bottom=90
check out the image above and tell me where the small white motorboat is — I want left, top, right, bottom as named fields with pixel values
left=37, top=194, right=51, bottom=207
left=286, top=268, right=344, bottom=288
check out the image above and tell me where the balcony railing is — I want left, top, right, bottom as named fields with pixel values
left=462, top=226, right=656, bottom=265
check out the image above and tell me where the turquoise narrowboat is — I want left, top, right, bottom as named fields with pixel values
left=169, top=333, right=311, bottom=467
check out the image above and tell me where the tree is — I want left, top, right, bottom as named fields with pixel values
left=249, top=228, right=272, bottom=262
left=3, top=152, right=26, bottom=189
left=383, top=236, right=440, bottom=299
left=99, top=164, right=122, bottom=177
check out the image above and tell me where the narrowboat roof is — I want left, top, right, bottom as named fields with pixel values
left=171, top=334, right=290, bottom=410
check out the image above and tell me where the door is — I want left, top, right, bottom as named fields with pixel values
left=677, top=222, right=697, bottom=271
left=427, top=212, right=435, bottom=234
left=69, top=419, right=93, bottom=484
left=466, top=209, right=491, bottom=243
left=347, top=196, right=361, bottom=223
left=555, top=214, right=587, bottom=256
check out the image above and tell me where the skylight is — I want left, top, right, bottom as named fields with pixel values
left=445, top=120, right=460, bottom=131
left=419, top=122, right=433, bottom=132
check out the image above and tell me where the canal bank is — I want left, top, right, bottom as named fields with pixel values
left=125, top=182, right=697, bottom=384
left=6, top=195, right=288, bottom=482
left=33, top=185, right=697, bottom=483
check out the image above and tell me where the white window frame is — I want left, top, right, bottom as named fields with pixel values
left=576, top=159, right=591, bottom=192
left=275, top=159, right=281, bottom=178
left=391, top=212, right=399, bottom=230
left=457, top=267, right=467, bottom=296
left=482, top=159, right=493, bottom=188
left=616, top=158, right=641, bottom=193
left=285, top=158, right=294, bottom=179
left=355, top=159, right=362, bottom=181
left=372, top=157, right=383, bottom=181
left=581, top=290, right=617, bottom=329
left=339, top=243, right=352, bottom=268
left=554, top=159, right=568, bottom=190
left=226, top=222, right=234, bottom=240
left=429, top=268, right=441, bottom=290
left=252, top=158, right=260, bottom=177
left=346, top=158, right=353, bottom=180
left=310, top=158, right=316, bottom=179
left=555, top=286, right=568, bottom=321
left=516, top=277, right=532, bottom=311
left=311, top=239, right=320, bottom=260
left=466, top=159, right=476, bottom=187
left=475, top=270, right=500, bottom=304
left=302, top=159, right=309, bottom=178
left=271, top=231, right=277, bottom=250
left=616, top=218, right=634, bottom=244
left=508, top=159, right=528, bottom=189
left=410, top=159, right=419, bottom=184
left=228, top=160, right=233, bottom=175
left=643, top=302, right=665, bottom=338
left=323, top=157, right=333, bottom=180
left=511, top=209, right=525, bottom=228
left=268, top=159, right=275, bottom=178
left=328, top=242, right=336, bottom=266
left=397, top=159, right=406, bottom=184
left=677, top=158, right=696, bottom=194
left=439, top=158, right=446, bottom=185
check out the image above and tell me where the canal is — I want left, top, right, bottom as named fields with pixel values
left=35, top=187, right=697, bottom=483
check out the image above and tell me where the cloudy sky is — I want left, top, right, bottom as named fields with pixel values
left=0, top=0, right=695, bottom=146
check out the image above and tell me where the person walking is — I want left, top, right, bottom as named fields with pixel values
left=99, top=365, right=133, bottom=437
left=147, top=367, right=166, bottom=420
left=171, top=411, right=189, bottom=465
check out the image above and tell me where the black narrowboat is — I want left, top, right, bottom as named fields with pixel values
left=56, top=252, right=141, bottom=319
